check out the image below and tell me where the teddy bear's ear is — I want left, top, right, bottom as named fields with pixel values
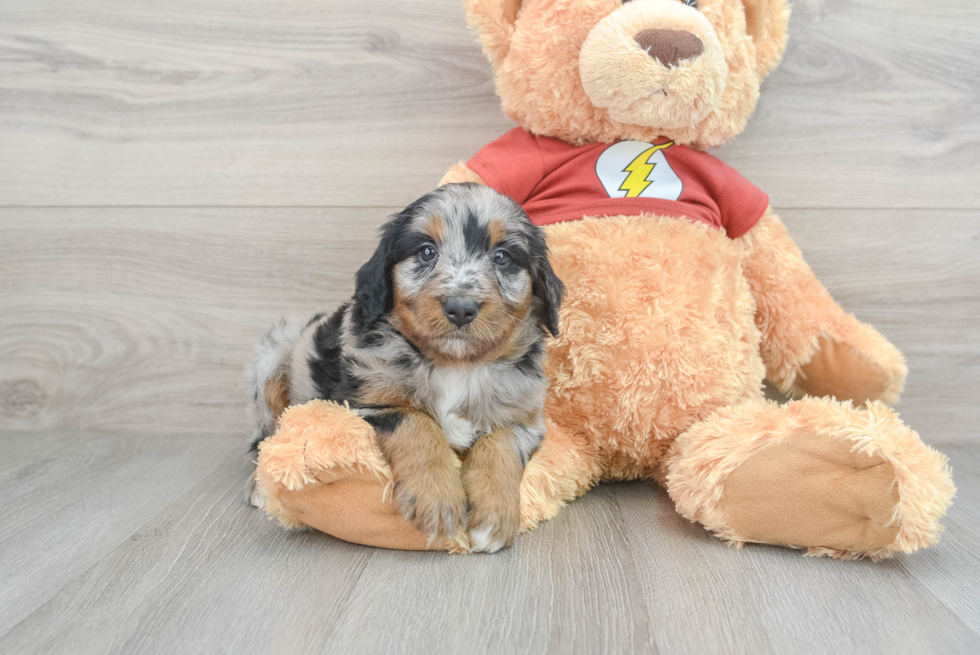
left=465, top=0, right=524, bottom=65
left=743, top=0, right=791, bottom=77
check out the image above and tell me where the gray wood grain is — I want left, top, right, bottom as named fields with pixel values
left=317, top=484, right=654, bottom=655
left=2, top=208, right=977, bottom=442
left=895, top=446, right=980, bottom=635
left=615, top=474, right=980, bottom=655
left=0, top=0, right=977, bottom=207
left=0, top=431, right=243, bottom=636
left=719, top=0, right=980, bottom=210
left=0, top=443, right=376, bottom=654
left=0, top=207, right=384, bottom=437
left=0, top=436, right=655, bottom=655
left=0, top=433, right=977, bottom=654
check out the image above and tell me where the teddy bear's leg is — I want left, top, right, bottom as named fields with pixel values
left=438, top=161, right=488, bottom=187
left=254, top=400, right=455, bottom=550
left=738, top=209, right=907, bottom=405
left=663, top=397, right=954, bottom=559
left=519, top=420, right=604, bottom=531
left=255, top=401, right=595, bottom=550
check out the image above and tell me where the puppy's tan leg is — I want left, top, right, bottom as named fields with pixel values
left=463, top=427, right=525, bottom=553
left=376, top=411, right=468, bottom=544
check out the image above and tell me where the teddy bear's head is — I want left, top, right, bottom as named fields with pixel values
left=467, top=0, right=789, bottom=148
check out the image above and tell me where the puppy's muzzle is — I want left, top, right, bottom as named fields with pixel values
left=442, top=296, right=480, bottom=327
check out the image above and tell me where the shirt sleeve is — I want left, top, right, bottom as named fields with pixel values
left=467, top=128, right=545, bottom=205
left=714, top=158, right=770, bottom=239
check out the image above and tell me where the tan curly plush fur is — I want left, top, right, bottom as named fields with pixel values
left=254, top=0, right=954, bottom=558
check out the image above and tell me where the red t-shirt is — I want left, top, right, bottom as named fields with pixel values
left=467, top=128, right=768, bottom=239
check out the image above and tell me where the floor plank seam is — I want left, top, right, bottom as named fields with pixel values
left=893, top=557, right=980, bottom=643
left=297, top=544, right=378, bottom=649
left=611, top=482, right=660, bottom=654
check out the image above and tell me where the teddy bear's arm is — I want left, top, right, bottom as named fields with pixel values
left=439, top=162, right=488, bottom=187
left=738, top=208, right=907, bottom=405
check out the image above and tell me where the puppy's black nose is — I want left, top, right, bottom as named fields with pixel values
left=442, top=297, right=480, bottom=327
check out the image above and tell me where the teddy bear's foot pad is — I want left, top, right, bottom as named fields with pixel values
left=720, top=430, right=900, bottom=552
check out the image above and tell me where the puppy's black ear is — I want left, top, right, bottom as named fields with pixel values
left=353, top=241, right=389, bottom=327
left=354, top=212, right=409, bottom=327
left=532, top=251, right=564, bottom=338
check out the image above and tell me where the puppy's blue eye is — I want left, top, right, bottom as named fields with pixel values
left=492, top=249, right=510, bottom=266
left=419, top=245, right=437, bottom=262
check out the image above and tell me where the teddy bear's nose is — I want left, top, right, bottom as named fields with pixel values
left=634, top=29, right=704, bottom=68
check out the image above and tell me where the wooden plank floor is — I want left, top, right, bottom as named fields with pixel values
left=0, top=432, right=977, bottom=655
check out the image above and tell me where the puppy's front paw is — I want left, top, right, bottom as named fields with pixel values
left=468, top=510, right=519, bottom=553
left=394, top=472, right=468, bottom=543
left=245, top=470, right=266, bottom=510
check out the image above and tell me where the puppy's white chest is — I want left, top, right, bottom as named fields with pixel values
left=429, top=366, right=493, bottom=450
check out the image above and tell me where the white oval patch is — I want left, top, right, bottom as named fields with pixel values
left=594, top=140, right=683, bottom=201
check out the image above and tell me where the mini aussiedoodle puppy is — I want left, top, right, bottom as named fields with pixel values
left=247, top=183, right=564, bottom=552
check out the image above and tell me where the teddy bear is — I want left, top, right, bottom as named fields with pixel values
left=252, top=0, right=955, bottom=559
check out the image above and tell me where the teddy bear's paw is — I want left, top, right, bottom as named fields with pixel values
left=720, top=428, right=902, bottom=555
left=793, top=331, right=907, bottom=407
left=671, top=398, right=954, bottom=558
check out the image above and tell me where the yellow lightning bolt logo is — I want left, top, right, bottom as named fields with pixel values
left=619, top=141, right=675, bottom=198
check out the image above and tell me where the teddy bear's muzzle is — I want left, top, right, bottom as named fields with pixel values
left=578, top=0, right=728, bottom=132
